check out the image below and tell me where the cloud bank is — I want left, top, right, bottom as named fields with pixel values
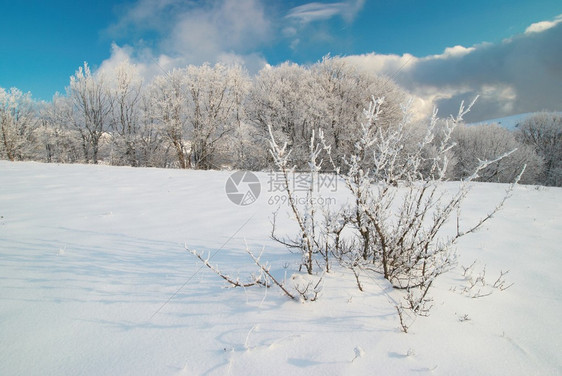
left=342, top=14, right=562, bottom=122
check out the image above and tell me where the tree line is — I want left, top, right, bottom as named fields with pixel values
left=1, top=56, right=560, bottom=186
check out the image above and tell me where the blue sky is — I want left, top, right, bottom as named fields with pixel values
left=1, top=0, right=561, bottom=121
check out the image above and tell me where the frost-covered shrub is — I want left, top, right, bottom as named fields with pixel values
left=269, top=96, right=520, bottom=321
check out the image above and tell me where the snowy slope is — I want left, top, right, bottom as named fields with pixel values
left=468, top=112, right=562, bottom=130
left=1, top=161, right=561, bottom=375
left=467, top=113, right=532, bottom=130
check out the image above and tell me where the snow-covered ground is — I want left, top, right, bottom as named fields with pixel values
left=467, top=112, right=562, bottom=130
left=1, top=161, right=561, bottom=375
left=467, top=113, right=533, bottom=130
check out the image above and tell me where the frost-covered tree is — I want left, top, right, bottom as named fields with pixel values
left=149, top=68, right=189, bottom=168
left=106, top=61, right=144, bottom=166
left=37, top=94, right=82, bottom=163
left=0, top=87, right=38, bottom=161
left=311, top=56, right=405, bottom=164
left=247, top=57, right=406, bottom=169
left=68, top=62, right=112, bottom=164
left=451, top=123, right=542, bottom=184
left=247, top=62, right=320, bottom=167
left=146, top=64, right=251, bottom=169
left=517, top=112, right=562, bottom=186
left=184, top=63, right=250, bottom=169
left=135, top=93, right=169, bottom=167
left=221, top=71, right=257, bottom=170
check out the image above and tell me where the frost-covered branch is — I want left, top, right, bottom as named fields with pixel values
left=187, top=246, right=267, bottom=288
left=246, top=248, right=297, bottom=300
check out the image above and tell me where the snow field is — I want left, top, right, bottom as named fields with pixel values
left=1, top=161, right=561, bottom=375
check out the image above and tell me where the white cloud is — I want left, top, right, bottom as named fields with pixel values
left=97, top=43, right=184, bottom=86
left=97, top=43, right=135, bottom=74
left=282, top=0, right=365, bottom=52
left=103, top=0, right=367, bottom=79
left=106, top=0, right=184, bottom=36
left=438, top=45, right=475, bottom=59
left=524, top=14, right=562, bottom=34
left=286, top=0, right=365, bottom=24
left=290, top=38, right=301, bottom=51
left=103, top=0, right=271, bottom=81
left=166, top=0, right=271, bottom=63
left=282, top=26, right=298, bottom=37
left=341, top=52, right=416, bottom=76
left=287, top=3, right=345, bottom=23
